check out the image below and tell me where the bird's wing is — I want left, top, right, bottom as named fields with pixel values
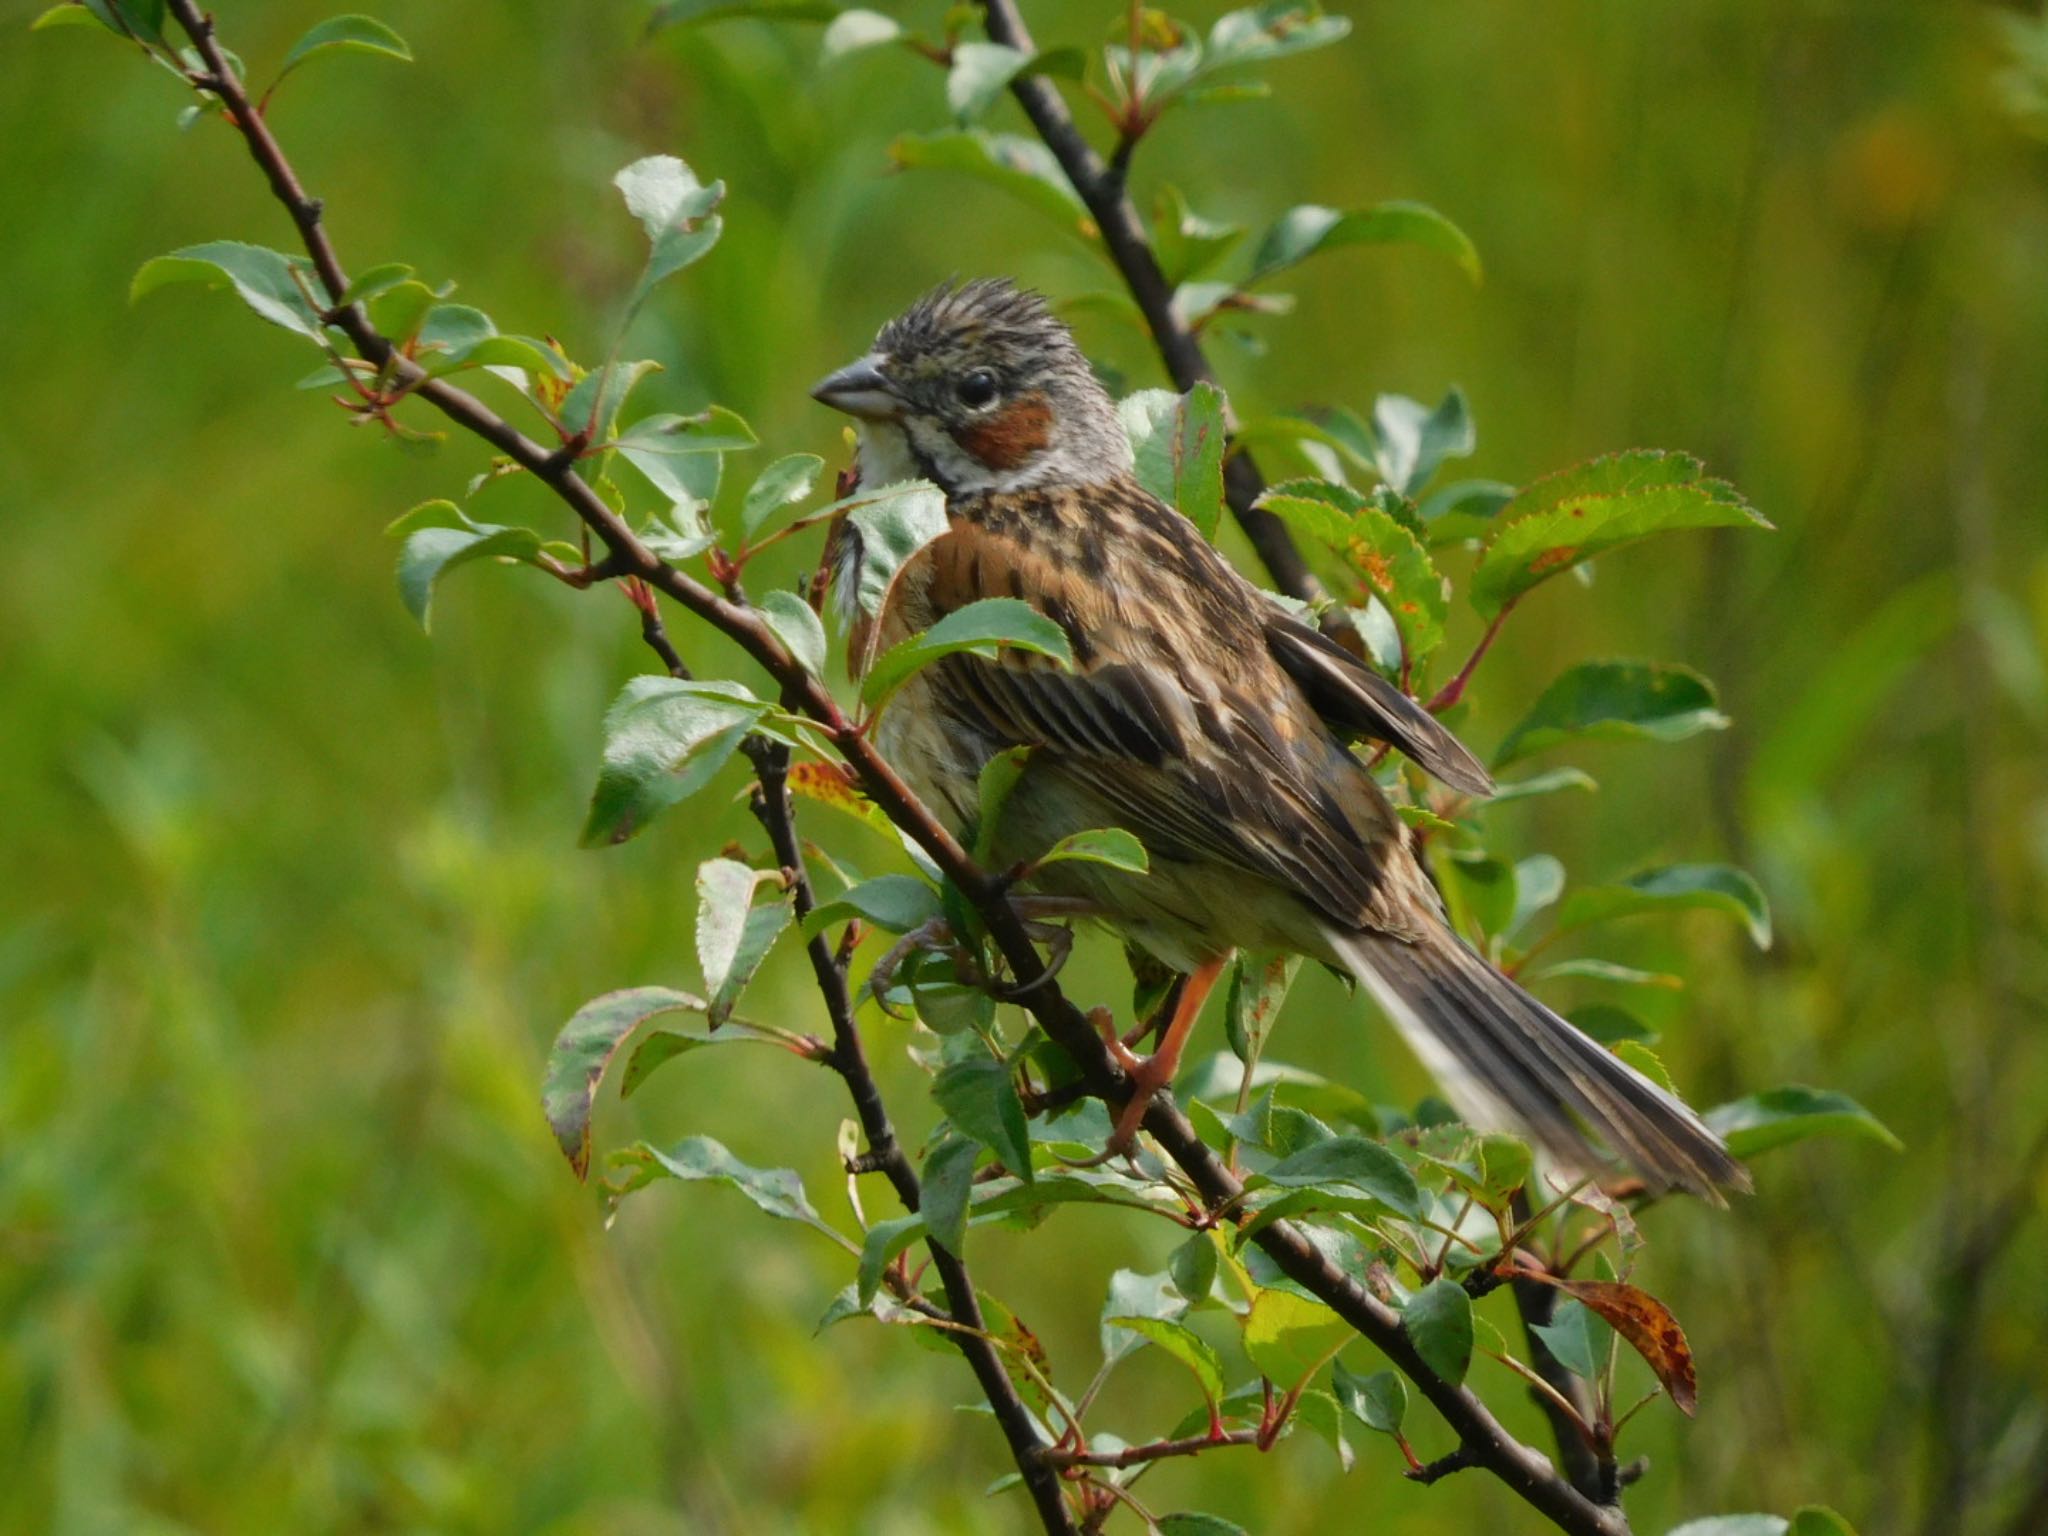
left=884, top=482, right=1396, bottom=927
left=1261, top=611, right=1494, bottom=797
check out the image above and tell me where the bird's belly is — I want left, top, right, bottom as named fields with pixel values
left=872, top=680, right=993, bottom=844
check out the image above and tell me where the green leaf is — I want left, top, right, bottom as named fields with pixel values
left=1445, top=851, right=1517, bottom=940
left=275, top=14, right=411, bottom=86
left=1105, top=1315, right=1225, bottom=1406
left=335, top=261, right=415, bottom=306
left=1402, top=1277, right=1473, bottom=1386
left=564, top=359, right=665, bottom=442
left=1496, top=661, right=1730, bottom=768
left=820, top=7, right=900, bottom=57
left=1788, top=1510, right=1858, bottom=1536
left=693, top=862, right=792, bottom=1027
left=1158, top=1516, right=1251, bottom=1536
left=1510, top=854, right=1565, bottom=935
left=64, top=0, right=165, bottom=44
left=1529, top=957, right=1682, bottom=990
left=1154, top=185, right=1245, bottom=285
left=131, top=241, right=326, bottom=342
left=411, top=305, right=571, bottom=381
left=1253, top=1136, right=1420, bottom=1217
left=1289, top=1388, right=1355, bottom=1471
left=1664, top=1520, right=1788, bottom=1536
left=739, top=453, right=823, bottom=539
left=1366, top=389, right=1475, bottom=496
left=543, top=986, right=705, bottom=1178
left=1250, top=200, right=1480, bottom=285
left=1531, top=1297, right=1614, bottom=1380
left=635, top=1135, right=840, bottom=1240
left=1487, top=766, right=1599, bottom=805
left=1471, top=450, right=1772, bottom=618
left=613, top=155, right=726, bottom=314
left=1555, top=862, right=1772, bottom=949
left=1258, top=486, right=1447, bottom=667
left=581, top=677, right=767, bottom=845
left=385, top=500, right=543, bottom=631
left=1419, top=477, right=1518, bottom=544
left=612, top=407, right=756, bottom=459
left=1244, top=1289, right=1350, bottom=1389
left=620, top=1017, right=787, bottom=1099
left=1119, top=384, right=1229, bottom=540
left=1615, top=1039, right=1678, bottom=1095
left=932, top=1057, right=1033, bottom=1180
left=920, top=1136, right=979, bottom=1255
left=1477, top=1132, right=1534, bottom=1205
left=862, top=598, right=1074, bottom=710
left=756, top=589, right=827, bottom=677
left=696, top=858, right=765, bottom=990
left=839, top=480, right=952, bottom=619
left=366, top=278, right=437, bottom=345
left=1203, top=2, right=1350, bottom=73
left=1169, top=1231, right=1220, bottom=1304
left=1099, top=1268, right=1187, bottom=1366
left=1224, top=951, right=1299, bottom=1069
left=1571, top=1004, right=1656, bottom=1046
left=1706, top=1087, right=1901, bottom=1158
left=972, top=745, right=1034, bottom=861
left=33, top=5, right=114, bottom=32
left=889, top=129, right=1097, bottom=243
left=802, top=873, right=941, bottom=938
left=1037, top=826, right=1148, bottom=874
left=947, top=41, right=1030, bottom=122
left=1331, top=1361, right=1405, bottom=1434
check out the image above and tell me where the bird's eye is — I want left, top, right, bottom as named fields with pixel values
left=956, top=370, right=999, bottom=409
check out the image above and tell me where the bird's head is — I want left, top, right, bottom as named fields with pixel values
left=810, top=278, right=1130, bottom=495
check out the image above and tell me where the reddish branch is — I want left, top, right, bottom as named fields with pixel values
left=1046, top=1428, right=1260, bottom=1470
left=160, top=5, right=1628, bottom=1532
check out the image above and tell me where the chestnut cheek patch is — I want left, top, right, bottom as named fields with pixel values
left=954, top=393, right=1052, bottom=470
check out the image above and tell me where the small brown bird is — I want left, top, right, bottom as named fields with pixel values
left=812, top=279, right=1747, bottom=1201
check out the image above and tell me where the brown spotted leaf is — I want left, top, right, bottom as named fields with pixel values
left=1556, top=1278, right=1697, bottom=1415
left=786, top=758, right=889, bottom=830
left=1470, top=450, right=1770, bottom=618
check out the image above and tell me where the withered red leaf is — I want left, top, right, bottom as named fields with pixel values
left=1557, top=1278, right=1698, bottom=1416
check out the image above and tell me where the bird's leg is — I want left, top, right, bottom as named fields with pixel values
left=1097, top=954, right=1229, bottom=1158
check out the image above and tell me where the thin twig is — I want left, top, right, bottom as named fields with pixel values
left=747, top=741, right=1077, bottom=1535
left=1045, top=1428, right=1259, bottom=1470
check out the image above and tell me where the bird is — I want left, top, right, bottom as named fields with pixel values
left=810, top=277, right=1748, bottom=1202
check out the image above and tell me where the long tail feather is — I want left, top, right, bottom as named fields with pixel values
left=1331, top=926, right=1749, bottom=1203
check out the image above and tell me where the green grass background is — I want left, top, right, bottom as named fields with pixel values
left=4, top=2, right=2046, bottom=1532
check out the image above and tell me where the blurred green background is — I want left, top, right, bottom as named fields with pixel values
left=5, top=2, right=2047, bottom=1532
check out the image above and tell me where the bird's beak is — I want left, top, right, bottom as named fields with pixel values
left=809, top=353, right=901, bottom=420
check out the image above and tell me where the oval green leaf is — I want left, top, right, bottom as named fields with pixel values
left=1554, top=862, right=1772, bottom=949
left=1471, top=450, right=1772, bottom=618
left=543, top=986, right=706, bottom=1178
left=1705, top=1086, right=1901, bottom=1159
left=1496, top=660, right=1730, bottom=769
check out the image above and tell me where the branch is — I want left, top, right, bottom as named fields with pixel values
left=1045, top=1428, right=1259, bottom=1470
left=162, top=9, right=1629, bottom=1532
left=976, top=0, right=1319, bottom=604
left=746, top=741, right=1077, bottom=1536
left=1509, top=1263, right=1609, bottom=1503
